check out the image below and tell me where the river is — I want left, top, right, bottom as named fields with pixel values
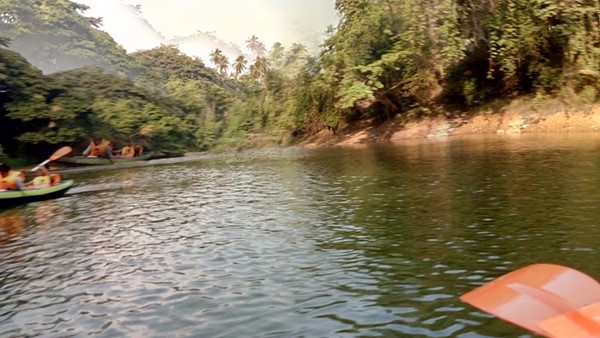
left=1, top=133, right=600, bottom=337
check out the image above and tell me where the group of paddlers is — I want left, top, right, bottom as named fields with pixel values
left=1, top=139, right=145, bottom=191
left=1, top=146, right=75, bottom=191
left=0, top=163, right=61, bottom=191
left=82, top=139, right=144, bottom=159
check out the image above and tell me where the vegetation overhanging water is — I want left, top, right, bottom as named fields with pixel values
left=1, top=1, right=600, bottom=164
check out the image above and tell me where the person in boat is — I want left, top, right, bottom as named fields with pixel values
left=0, top=163, right=25, bottom=191
left=120, top=145, right=135, bottom=158
left=26, top=165, right=61, bottom=189
left=119, top=145, right=144, bottom=158
left=82, top=139, right=113, bottom=159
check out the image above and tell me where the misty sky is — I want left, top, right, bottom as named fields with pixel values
left=77, top=0, right=338, bottom=53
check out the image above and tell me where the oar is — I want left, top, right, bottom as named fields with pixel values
left=460, top=263, right=600, bottom=337
left=31, top=146, right=73, bottom=172
left=540, top=301, right=600, bottom=337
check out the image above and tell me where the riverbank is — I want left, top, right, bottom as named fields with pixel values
left=299, top=98, right=600, bottom=148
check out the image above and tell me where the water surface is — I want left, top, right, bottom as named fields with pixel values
left=2, top=133, right=600, bottom=337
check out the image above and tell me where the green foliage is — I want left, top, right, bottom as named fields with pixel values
left=196, top=117, right=224, bottom=150
left=580, top=85, right=598, bottom=103
left=2, top=0, right=600, bottom=159
left=463, top=79, right=477, bottom=106
left=0, top=47, right=50, bottom=154
left=165, top=78, right=207, bottom=114
left=336, top=79, right=376, bottom=109
left=131, top=46, right=238, bottom=152
left=91, top=97, right=141, bottom=136
left=0, top=0, right=130, bottom=73
left=132, top=45, right=218, bottom=83
left=286, top=0, right=600, bottom=130
left=209, top=48, right=229, bottom=76
left=0, top=63, right=196, bottom=156
left=232, top=55, right=247, bottom=79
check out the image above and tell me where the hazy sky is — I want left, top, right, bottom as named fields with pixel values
left=77, top=0, right=338, bottom=52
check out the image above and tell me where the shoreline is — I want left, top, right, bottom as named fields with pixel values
left=299, top=100, right=600, bottom=148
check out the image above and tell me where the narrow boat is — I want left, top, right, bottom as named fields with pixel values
left=57, top=152, right=152, bottom=165
left=0, top=180, right=75, bottom=208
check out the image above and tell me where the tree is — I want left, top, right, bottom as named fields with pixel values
left=233, top=55, right=247, bottom=79
left=268, top=42, right=284, bottom=61
left=250, top=56, right=269, bottom=80
left=245, top=35, right=266, bottom=57
left=318, top=0, right=399, bottom=117
left=209, top=48, right=224, bottom=69
left=281, top=42, right=309, bottom=75
left=209, top=48, right=230, bottom=76
left=245, top=35, right=259, bottom=55
left=0, top=47, right=49, bottom=155
left=0, top=0, right=130, bottom=73
left=133, top=45, right=219, bottom=85
left=217, top=55, right=229, bottom=76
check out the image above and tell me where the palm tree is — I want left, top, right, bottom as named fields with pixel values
left=245, top=35, right=266, bottom=57
left=209, top=48, right=229, bottom=76
left=245, top=35, right=259, bottom=54
left=217, top=55, right=229, bottom=76
left=251, top=56, right=269, bottom=80
left=233, top=55, right=247, bottom=79
left=254, top=42, right=266, bottom=57
left=209, top=48, right=224, bottom=69
left=289, top=43, right=307, bottom=55
left=269, top=42, right=284, bottom=61
left=248, top=64, right=259, bottom=79
left=304, top=56, right=320, bottom=76
left=284, top=43, right=308, bottom=67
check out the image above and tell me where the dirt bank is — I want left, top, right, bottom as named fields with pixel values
left=299, top=99, right=600, bottom=148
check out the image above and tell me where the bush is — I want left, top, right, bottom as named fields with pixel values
left=580, top=85, right=598, bottom=103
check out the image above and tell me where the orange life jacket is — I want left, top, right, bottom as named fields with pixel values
left=88, top=140, right=99, bottom=156
left=88, top=139, right=113, bottom=157
left=96, top=139, right=113, bottom=156
left=121, top=146, right=135, bottom=157
left=50, top=174, right=61, bottom=184
left=0, top=170, right=25, bottom=190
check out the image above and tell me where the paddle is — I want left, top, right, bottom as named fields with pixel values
left=460, top=263, right=600, bottom=337
left=31, top=146, right=73, bottom=172
left=540, top=301, right=600, bottom=337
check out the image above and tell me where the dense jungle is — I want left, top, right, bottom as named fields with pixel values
left=1, top=0, right=599, bottom=166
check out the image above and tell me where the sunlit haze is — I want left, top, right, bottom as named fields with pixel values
left=76, top=0, right=338, bottom=62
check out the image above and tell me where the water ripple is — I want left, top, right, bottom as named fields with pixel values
left=2, top=138, right=600, bottom=336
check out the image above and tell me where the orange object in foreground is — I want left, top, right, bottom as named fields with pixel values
left=540, top=302, right=600, bottom=338
left=460, top=264, right=600, bottom=337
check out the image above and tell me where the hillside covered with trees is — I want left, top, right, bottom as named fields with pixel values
left=1, top=0, right=599, bottom=164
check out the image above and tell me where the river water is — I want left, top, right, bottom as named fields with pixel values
left=2, top=133, right=600, bottom=337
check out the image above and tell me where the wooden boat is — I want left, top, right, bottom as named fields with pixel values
left=57, top=152, right=152, bottom=165
left=0, top=180, right=75, bottom=208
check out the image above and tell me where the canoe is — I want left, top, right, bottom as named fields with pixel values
left=0, top=180, right=75, bottom=208
left=57, top=152, right=152, bottom=165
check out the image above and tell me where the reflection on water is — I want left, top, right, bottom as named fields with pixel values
left=0, top=209, right=24, bottom=245
left=1, top=133, right=600, bottom=337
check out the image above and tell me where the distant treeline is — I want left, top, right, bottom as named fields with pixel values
left=1, top=0, right=599, bottom=162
